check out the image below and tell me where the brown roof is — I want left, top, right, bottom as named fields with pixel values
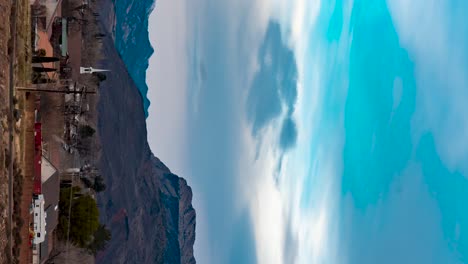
left=39, top=157, right=60, bottom=263
left=41, top=158, right=59, bottom=233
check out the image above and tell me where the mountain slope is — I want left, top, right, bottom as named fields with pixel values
left=95, top=13, right=196, bottom=264
left=105, top=0, right=154, bottom=115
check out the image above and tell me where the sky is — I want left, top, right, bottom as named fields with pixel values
left=146, top=0, right=468, bottom=263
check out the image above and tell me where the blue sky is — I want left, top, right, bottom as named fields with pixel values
left=146, top=0, right=468, bottom=263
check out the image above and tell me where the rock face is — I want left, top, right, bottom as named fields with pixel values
left=95, top=12, right=196, bottom=264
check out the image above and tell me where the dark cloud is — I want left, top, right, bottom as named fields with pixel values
left=279, top=116, right=298, bottom=150
left=246, top=21, right=299, bottom=151
left=278, top=48, right=298, bottom=115
left=247, top=63, right=282, bottom=133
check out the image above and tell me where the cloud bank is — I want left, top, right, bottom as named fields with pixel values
left=145, top=0, right=468, bottom=263
left=147, top=0, right=333, bottom=263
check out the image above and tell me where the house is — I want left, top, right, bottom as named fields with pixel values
left=38, top=156, right=60, bottom=264
left=31, top=0, right=62, bottom=38
left=31, top=0, right=64, bottom=81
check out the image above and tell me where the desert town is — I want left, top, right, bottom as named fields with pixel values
left=1, top=0, right=110, bottom=263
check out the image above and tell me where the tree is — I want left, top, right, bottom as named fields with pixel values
left=32, top=66, right=57, bottom=72
left=58, top=187, right=81, bottom=238
left=79, top=125, right=95, bottom=138
left=93, top=176, right=106, bottom=192
left=35, top=48, right=46, bottom=56
left=32, top=56, right=60, bottom=63
left=58, top=187, right=100, bottom=247
left=87, top=224, right=111, bottom=255
left=93, top=72, right=107, bottom=82
left=80, top=177, right=93, bottom=189
left=69, top=195, right=100, bottom=247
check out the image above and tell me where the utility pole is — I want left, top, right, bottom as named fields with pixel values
left=16, top=87, right=96, bottom=94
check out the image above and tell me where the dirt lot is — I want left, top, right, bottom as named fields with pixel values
left=0, top=0, right=12, bottom=262
left=0, top=0, right=32, bottom=262
left=16, top=93, right=35, bottom=264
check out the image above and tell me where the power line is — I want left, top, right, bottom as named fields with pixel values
left=16, top=87, right=96, bottom=94
left=65, top=79, right=84, bottom=263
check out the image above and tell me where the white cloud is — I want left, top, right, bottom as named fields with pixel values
left=147, top=0, right=189, bottom=175
left=147, top=2, right=218, bottom=264
left=237, top=121, right=286, bottom=264
left=233, top=1, right=358, bottom=263
left=144, top=0, right=468, bottom=263
left=146, top=1, right=348, bottom=264
left=148, top=1, right=276, bottom=263
left=240, top=109, right=343, bottom=264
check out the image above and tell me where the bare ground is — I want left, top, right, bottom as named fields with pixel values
left=15, top=0, right=32, bottom=261
left=0, top=0, right=12, bottom=262
left=0, top=0, right=33, bottom=262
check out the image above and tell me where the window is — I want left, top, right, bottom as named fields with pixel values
left=36, top=205, right=39, bottom=207
left=37, top=233, right=40, bottom=237
left=35, top=213, right=38, bottom=216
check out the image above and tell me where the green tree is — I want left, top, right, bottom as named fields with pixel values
left=93, top=72, right=107, bottom=82
left=93, top=176, right=106, bottom=192
left=80, top=177, right=93, bottom=189
left=87, top=224, right=111, bottom=255
left=58, top=187, right=100, bottom=247
left=35, top=48, right=46, bottom=57
left=58, top=187, right=80, bottom=238
left=79, top=125, right=96, bottom=138
left=69, top=195, right=100, bottom=246
left=32, top=56, right=59, bottom=63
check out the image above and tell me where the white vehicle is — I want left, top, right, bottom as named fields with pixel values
left=32, top=194, right=47, bottom=244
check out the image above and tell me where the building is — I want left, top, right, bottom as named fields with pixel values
left=30, top=0, right=62, bottom=38
left=39, top=156, right=60, bottom=264
left=32, top=0, right=64, bottom=82
left=31, top=121, right=60, bottom=263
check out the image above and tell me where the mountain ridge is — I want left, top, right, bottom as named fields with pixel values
left=105, top=0, right=155, bottom=115
left=95, top=1, right=196, bottom=263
